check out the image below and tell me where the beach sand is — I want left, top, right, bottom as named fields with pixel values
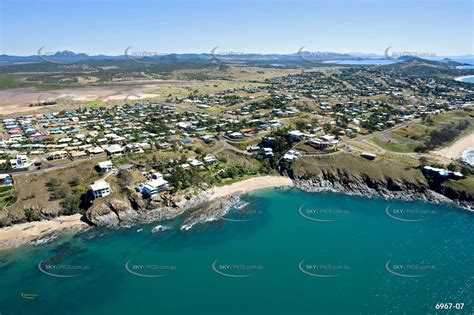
left=0, top=176, right=293, bottom=251
left=433, top=132, right=474, bottom=160
left=209, top=175, right=294, bottom=201
left=0, top=214, right=87, bottom=251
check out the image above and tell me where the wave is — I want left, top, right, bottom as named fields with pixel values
left=30, top=234, right=58, bottom=246
left=461, top=147, right=474, bottom=166
left=151, top=225, right=171, bottom=233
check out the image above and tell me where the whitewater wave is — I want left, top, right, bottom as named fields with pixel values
left=30, top=234, right=58, bottom=246
left=461, top=147, right=474, bottom=166
left=151, top=225, right=171, bottom=233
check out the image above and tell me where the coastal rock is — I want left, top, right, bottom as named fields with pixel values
left=84, top=189, right=215, bottom=227
left=292, top=170, right=454, bottom=205
left=85, top=202, right=120, bottom=227
left=180, top=195, right=240, bottom=231
left=109, top=199, right=138, bottom=223
left=39, top=206, right=60, bottom=219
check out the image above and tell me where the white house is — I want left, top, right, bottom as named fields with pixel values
left=288, top=130, right=305, bottom=141
left=103, top=144, right=124, bottom=156
left=261, top=147, right=274, bottom=157
left=97, top=161, right=113, bottom=172
left=203, top=155, right=217, bottom=164
left=10, top=155, right=32, bottom=169
left=189, top=159, right=204, bottom=168
left=90, top=180, right=111, bottom=198
left=142, top=178, right=169, bottom=197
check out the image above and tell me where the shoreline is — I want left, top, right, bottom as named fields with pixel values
left=0, top=176, right=293, bottom=251
left=454, top=75, right=474, bottom=82
left=208, top=175, right=294, bottom=201
left=433, top=132, right=474, bottom=160
left=0, top=173, right=470, bottom=251
left=0, top=214, right=87, bottom=251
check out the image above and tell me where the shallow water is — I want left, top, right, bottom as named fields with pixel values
left=0, top=188, right=473, bottom=314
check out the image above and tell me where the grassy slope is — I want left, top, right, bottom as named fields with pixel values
left=371, top=109, right=474, bottom=153
left=293, top=152, right=425, bottom=183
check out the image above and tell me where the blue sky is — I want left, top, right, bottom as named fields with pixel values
left=1, top=0, right=472, bottom=56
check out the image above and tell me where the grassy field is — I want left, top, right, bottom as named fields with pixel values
left=6, top=157, right=104, bottom=221
left=0, top=185, right=16, bottom=210
left=293, top=152, right=425, bottom=183
left=443, top=177, right=474, bottom=196
left=0, top=74, right=32, bottom=90
left=371, top=109, right=474, bottom=153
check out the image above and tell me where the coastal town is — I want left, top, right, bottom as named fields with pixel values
left=0, top=59, right=473, bottom=247
left=1, top=0, right=474, bottom=313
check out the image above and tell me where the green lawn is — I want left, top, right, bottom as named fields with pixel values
left=0, top=185, right=15, bottom=210
left=0, top=74, right=31, bottom=90
left=443, top=177, right=474, bottom=195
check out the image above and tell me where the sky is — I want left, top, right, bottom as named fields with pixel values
left=0, top=0, right=472, bottom=56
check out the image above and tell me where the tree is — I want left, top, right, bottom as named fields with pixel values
left=447, top=163, right=457, bottom=172
left=418, top=156, right=428, bottom=166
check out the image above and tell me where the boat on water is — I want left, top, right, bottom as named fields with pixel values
left=21, top=293, right=40, bottom=300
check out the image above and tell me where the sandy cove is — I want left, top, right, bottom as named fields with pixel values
left=433, top=132, right=474, bottom=160
left=0, top=214, right=88, bottom=251
left=0, top=176, right=293, bottom=251
left=208, top=175, right=294, bottom=201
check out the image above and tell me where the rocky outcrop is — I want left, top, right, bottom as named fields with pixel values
left=180, top=195, right=240, bottom=231
left=109, top=199, right=138, bottom=223
left=85, top=189, right=215, bottom=227
left=85, top=202, right=120, bottom=227
left=293, top=169, right=458, bottom=206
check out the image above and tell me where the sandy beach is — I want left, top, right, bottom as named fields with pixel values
left=0, top=214, right=87, bottom=251
left=0, top=176, right=293, bottom=251
left=209, top=175, right=294, bottom=201
left=433, top=132, right=474, bottom=159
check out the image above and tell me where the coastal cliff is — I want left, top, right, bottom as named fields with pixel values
left=85, top=189, right=214, bottom=227
left=56, top=170, right=474, bottom=228
left=291, top=169, right=473, bottom=209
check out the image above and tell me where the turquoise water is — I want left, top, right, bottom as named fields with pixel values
left=460, top=76, right=474, bottom=83
left=1, top=188, right=473, bottom=315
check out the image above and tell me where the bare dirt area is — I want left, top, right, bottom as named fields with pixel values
left=0, top=80, right=188, bottom=115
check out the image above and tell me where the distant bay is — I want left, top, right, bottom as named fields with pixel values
left=456, top=75, right=474, bottom=83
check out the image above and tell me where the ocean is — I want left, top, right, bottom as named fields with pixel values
left=459, top=76, right=474, bottom=84
left=0, top=188, right=473, bottom=315
left=462, top=147, right=474, bottom=166
left=339, top=57, right=474, bottom=67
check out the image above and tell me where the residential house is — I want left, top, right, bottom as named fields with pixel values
left=90, top=180, right=111, bottom=198
left=97, top=161, right=113, bottom=172
left=141, top=178, right=169, bottom=197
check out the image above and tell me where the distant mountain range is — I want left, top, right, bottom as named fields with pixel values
left=0, top=50, right=472, bottom=64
